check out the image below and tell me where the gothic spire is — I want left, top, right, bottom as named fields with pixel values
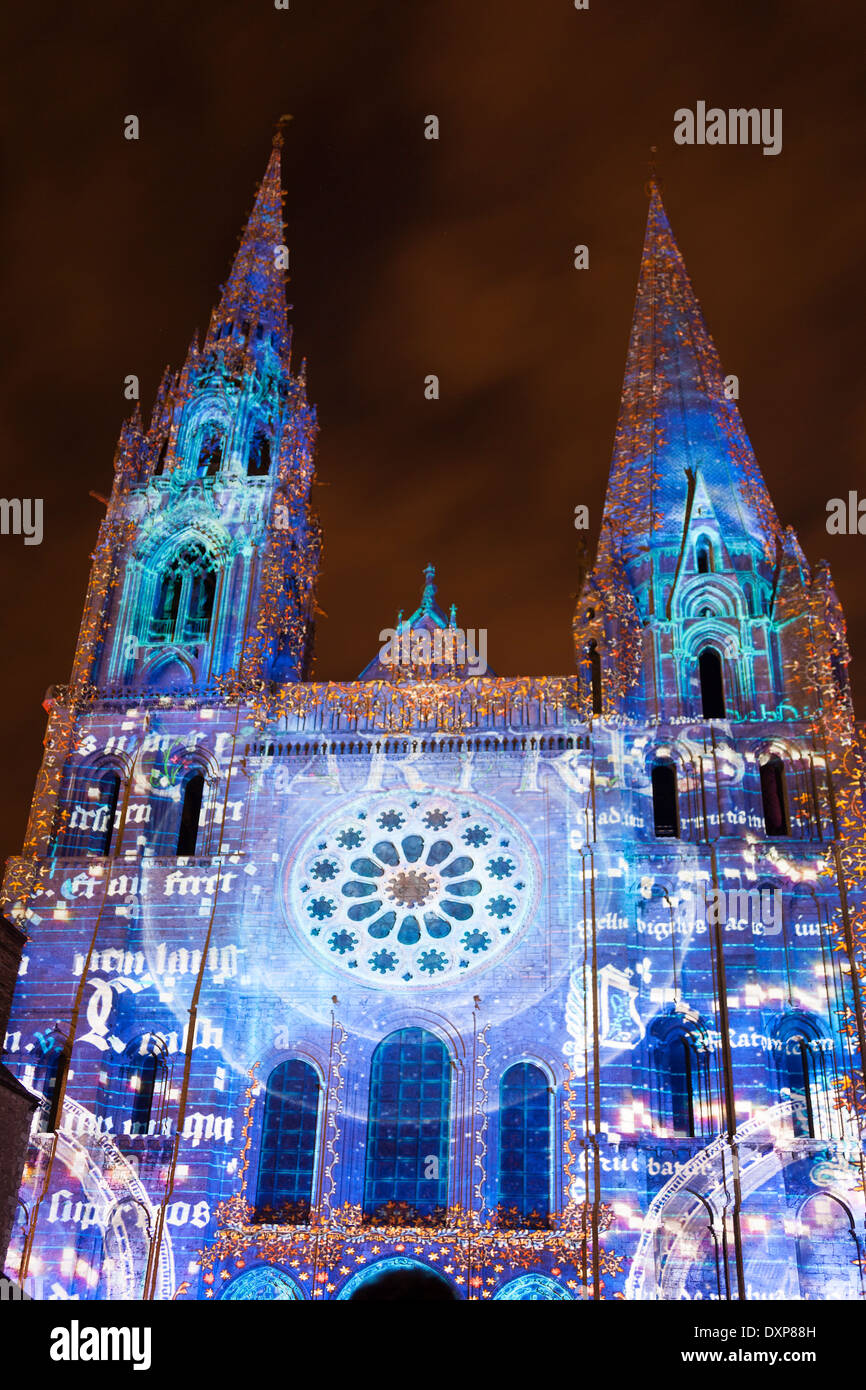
left=203, top=135, right=291, bottom=363
left=600, top=179, right=782, bottom=564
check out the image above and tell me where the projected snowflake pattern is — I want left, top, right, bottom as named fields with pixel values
left=288, top=792, right=537, bottom=989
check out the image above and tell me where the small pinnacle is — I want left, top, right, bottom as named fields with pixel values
left=273, top=114, right=293, bottom=148
left=646, top=146, right=661, bottom=197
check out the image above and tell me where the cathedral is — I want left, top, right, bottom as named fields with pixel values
left=2, top=135, right=865, bottom=1302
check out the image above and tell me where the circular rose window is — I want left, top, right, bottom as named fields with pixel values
left=285, top=792, right=538, bottom=989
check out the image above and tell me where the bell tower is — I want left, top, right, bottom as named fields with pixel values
left=83, top=133, right=320, bottom=697
left=574, top=180, right=851, bottom=729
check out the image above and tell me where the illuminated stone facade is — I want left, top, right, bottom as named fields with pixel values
left=3, top=145, right=865, bottom=1301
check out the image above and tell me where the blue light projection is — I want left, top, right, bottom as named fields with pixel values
left=222, top=1267, right=303, bottom=1300
left=3, top=146, right=865, bottom=1304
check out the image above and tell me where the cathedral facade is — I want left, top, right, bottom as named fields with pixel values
left=3, top=139, right=865, bottom=1302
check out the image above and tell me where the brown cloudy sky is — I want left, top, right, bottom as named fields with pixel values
left=1, top=0, right=865, bottom=855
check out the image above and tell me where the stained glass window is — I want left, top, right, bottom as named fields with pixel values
left=498, top=1063, right=551, bottom=1225
left=364, top=1028, right=450, bottom=1218
left=256, top=1060, right=320, bottom=1221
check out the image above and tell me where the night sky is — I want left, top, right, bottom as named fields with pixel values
left=1, top=0, right=864, bottom=857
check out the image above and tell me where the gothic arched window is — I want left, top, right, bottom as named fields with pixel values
left=150, top=542, right=218, bottom=645
left=256, top=1060, right=320, bottom=1222
left=185, top=566, right=216, bottom=642
left=176, top=771, right=204, bottom=856
left=587, top=640, right=602, bottom=716
left=196, top=424, right=224, bottom=479
left=126, top=1037, right=167, bottom=1137
left=760, top=755, right=789, bottom=837
left=498, top=1063, right=551, bottom=1226
left=652, top=1024, right=710, bottom=1138
left=151, top=569, right=182, bottom=640
left=652, top=760, right=679, bottom=838
left=797, top=1195, right=864, bottom=1300
left=778, top=1018, right=824, bottom=1138
left=696, top=537, right=713, bottom=574
left=247, top=429, right=272, bottom=478
left=41, top=1044, right=70, bottom=1133
left=698, top=647, right=726, bottom=718
left=62, top=766, right=121, bottom=858
left=95, top=770, right=121, bottom=856
left=364, top=1028, right=450, bottom=1220
left=785, top=1037, right=816, bottom=1137
left=669, top=1034, right=701, bottom=1136
left=153, top=437, right=169, bottom=476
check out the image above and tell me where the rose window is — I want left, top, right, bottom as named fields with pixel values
left=286, top=792, right=537, bottom=989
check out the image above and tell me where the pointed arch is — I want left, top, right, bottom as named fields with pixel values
left=196, top=422, right=224, bottom=478
left=797, top=1194, right=865, bottom=1300
left=255, top=1060, right=320, bottom=1222
left=698, top=647, right=726, bottom=718
left=39, top=1041, right=70, bottom=1133
left=651, top=759, right=679, bottom=838
left=176, top=770, right=205, bottom=856
left=587, top=640, right=602, bottom=715
left=678, top=579, right=746, bottom=623
left=774, top=1013, right=829, bottom=1139
left=760, top=753, right=789, bottom=836
left=497, top=1062, right=552, bottom=1225
left=337, top=1257, right=457, bottom=1301
left=649, top=1016, right=713, bottom=1138
left=59, top=763, right=123, bottom=858
left=97, top=770, right=121, bottom=855
left=153, top=436, right=169, bottom=477
left=364, top=1028, right=450, bottom=1220
left=149, top=540, right=218, bottom=645
left=494, top=1274, right=573, bottom=1300
left=247, top=427, right=272, bottom=477
left=221, top=1267, right=303, bottom=1300
left=125, top=1035, right=169, bottom=1137
left=142, top=651, right=195, bottom=692
left=695, top=535, right=714, bottom=574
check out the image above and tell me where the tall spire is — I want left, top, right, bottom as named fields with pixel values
left=601, top=179, right=781, bottom=563
left=203, top=135, right=291, bottom=362
left=421, top=563, right=437, bottom=614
